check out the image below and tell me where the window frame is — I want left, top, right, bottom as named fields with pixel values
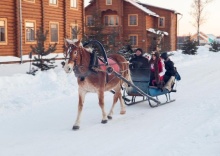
left=158, top=17, right=165, bottom=28
left=49, top=0, right=58, bottom=7
left=104, top=15, right=119, bottom=26
left=70, top=23, right=78, bottom=40
left=70, top=0, right=77, bottom=9
left=25, top=20, right=36, bottom=44
left=0, top=18, right=8, bottom=45
left=86, top=15, right=94, bottom=27
left=49, top=22, right=59, bottom=43
left=106, top=0, right=112, bottom=5
left=128, top=14, right=138, bottom=26
left=129, top=34, right=138, bottom=46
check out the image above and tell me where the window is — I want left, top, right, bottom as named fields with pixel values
left=49, top=0, right=57, bottom=6
left=25, top=21, right=36, bottom=43
left=70, top=0, right=77, bottom=8
left=86, top=15, right=94, bottom=27
left=71, top=24, right=78, bottom=39
left=0, top=18, right=7, bottom=45
left=129, top=35, right=138, bottom=46
left=128, top=14, right=138, bottom=26
left=50, top=22, right=59, bottom=43
left=158, top=17, right=165, bottom=28
left=106, top=0, right=112, bottom=5
left=104, top=15, right=119, bottom=26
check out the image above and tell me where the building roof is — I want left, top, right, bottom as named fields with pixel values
left=191, top=32, right=217, bottom=43
left=124, top=0, right=159, bottom=17
left=207, top=34, right=216, bottom=40
left=137, top=1, right=181, bottom=14
left=87, top=0, right=159, bottom=17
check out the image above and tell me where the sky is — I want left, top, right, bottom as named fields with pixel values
left=0, top=46, right=220, bottom=156
left=84, top=0, right=220, bottom=36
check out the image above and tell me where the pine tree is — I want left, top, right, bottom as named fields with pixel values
left=118, top=39, right=133, bottom=60
left=181, top=35, right=198, bottom=55
left=30, top=27, right=57, bottom=71
left=209, top=41, right=220, bottom=52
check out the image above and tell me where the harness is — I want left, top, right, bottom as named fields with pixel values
left=64, top=40, right=129, bottom=82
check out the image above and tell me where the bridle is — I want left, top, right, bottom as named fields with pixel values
left=65, top=44, right=91, bottom=80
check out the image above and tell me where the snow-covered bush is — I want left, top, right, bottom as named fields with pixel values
left=209, top=40, right=220, bottom=52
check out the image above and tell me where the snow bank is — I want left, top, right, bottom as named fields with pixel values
left=0, top=46, right=220, bottom=156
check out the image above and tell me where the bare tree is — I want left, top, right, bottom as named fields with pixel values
left=190, top=0, right=213, bottom=45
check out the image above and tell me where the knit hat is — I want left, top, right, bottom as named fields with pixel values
left=135, top=48, right=143, bottom=54
left=160, top=52, right=168, bottom=60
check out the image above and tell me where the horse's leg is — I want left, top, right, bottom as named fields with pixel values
left=72, top=90, right=86, bottom=130
left=98, top=90, right=108, bottom=124
left=107, top=87, right=126, bottom=120
left=118, top=91, right=126, bottom=115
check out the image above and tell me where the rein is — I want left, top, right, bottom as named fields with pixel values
left=66, top=43, right=130, bottom=81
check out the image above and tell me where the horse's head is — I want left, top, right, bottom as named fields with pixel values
left=63, top=39, right=83, bottom=73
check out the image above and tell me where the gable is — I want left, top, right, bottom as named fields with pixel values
left=124, top=0, right=159, bottom=17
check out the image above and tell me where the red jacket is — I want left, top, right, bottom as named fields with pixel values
left=150, top=58, right=163, bottom=73
left=150, top=58, right=164, bottom=86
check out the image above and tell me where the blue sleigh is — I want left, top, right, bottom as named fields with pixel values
left=123, top=68, right=176, bottom=107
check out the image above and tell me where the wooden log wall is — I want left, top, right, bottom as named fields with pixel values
left=0, top=0, right=17, bottom=56
left=123, top=2, right=147, bottom=50
left=0, top=0, right=84, bottom=57
left=144, top=5, right=178, bottom=51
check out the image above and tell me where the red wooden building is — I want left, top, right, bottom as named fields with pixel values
left=85, top=0, right=180, bottom=52
left=0, top=0, right=84, bottom=61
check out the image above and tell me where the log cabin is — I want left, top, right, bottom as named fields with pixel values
left=0, top=0, right=84, bottom=60
left=85, top=0, right=181, bottom=53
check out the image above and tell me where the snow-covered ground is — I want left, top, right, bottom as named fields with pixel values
left=0, top=46, right=220, bottom=156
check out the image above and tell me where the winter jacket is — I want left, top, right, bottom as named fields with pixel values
left=129, top=55, right=149, bottom=69
left=164, top=58, right=175, bottom=76
left=163, top=58, right=176, bottom=83
left=150, top=58, right=163, bottom=74
left=150, top=58, right=164, bottom=86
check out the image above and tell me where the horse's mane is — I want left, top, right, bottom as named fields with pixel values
left=65, top=38, right=93, bottom=53
left=84, top=47, right=93, bottom=53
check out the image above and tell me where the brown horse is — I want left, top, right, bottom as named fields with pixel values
left=63, top=39, right=131, bottom=130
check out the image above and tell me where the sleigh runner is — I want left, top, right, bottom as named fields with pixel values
left=121, top=68, right=176, bottom=107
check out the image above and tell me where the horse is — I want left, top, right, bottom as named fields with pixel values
left=63, top=39, right=132, bottom=130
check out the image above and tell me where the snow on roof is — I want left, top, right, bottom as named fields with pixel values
left=147, top=28, right=169, bottom=36
left=124, top=0, right=159, bottom=17
left=137, top=1, right=180, bottom=14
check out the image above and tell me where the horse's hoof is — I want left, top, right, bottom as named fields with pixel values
left=101, top=120, right=108, bottom=124
left=107, top=115, right=112, bottom=120
left=72, top=125, right=80, bottom=130
left=120, top=110, right=126, bottom=115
